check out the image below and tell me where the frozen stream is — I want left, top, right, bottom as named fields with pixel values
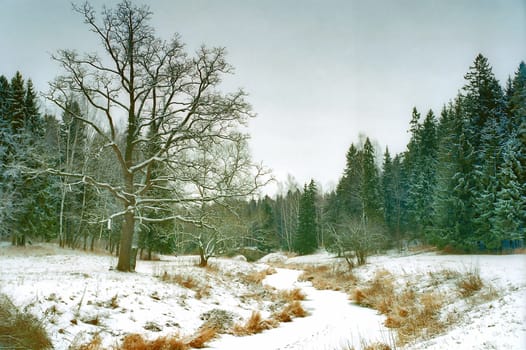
left=208, top=268, right=391, bottom=350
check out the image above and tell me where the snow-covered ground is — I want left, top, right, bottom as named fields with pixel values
left=0, top=243, right=524, bottom=349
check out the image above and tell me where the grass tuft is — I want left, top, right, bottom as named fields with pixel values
left=273, top=300, right=308, bottom=322
left=279, top=288, right=306, bottom=302
left=243, top=267, right=277, bottom=285
left=351, top=269, right=446, bottom=347
left=119, top=333, right=188, bottom=350
left=0, top=294, right=52, bottom=350
left=352, top=269, right=395, bottom=313
left=457, top=267, right=483, bottom=297
left=233, top=311, right=277, bottom=335
left=186, top=327, right=217, bottom=348
left=299, top=263, right=356, bottom=292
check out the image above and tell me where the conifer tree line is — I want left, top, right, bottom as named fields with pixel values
left=246, top=54, right=526, bottom=258
left=1, top=54, right=524, bottom=260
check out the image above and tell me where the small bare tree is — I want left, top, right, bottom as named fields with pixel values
left=328, top=218, right=385, bottom=267
left=178, top=133, right=261, bottom=267
left=47, top=1, right=269, bottom=271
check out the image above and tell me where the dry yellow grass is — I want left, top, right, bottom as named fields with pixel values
left=279, top=288, right=306, bottom=302
left=73, top=335, right=103, bottom=350
left=72, top=327, right=217, bottom=349
left=119, top=334, right=188, bottom=350
left=186, top=327, right=217, bottom=349
left=298, top=263, right=356, bottom=292
left=161, top=272, right=198, bottom=289
left=457, top=267, right=483, bottom=297
left=232, top=311, right=278, bottom=335
left=0, top=294, right=52, bottom=350
left=273, top=301, right=308, bottom=322
left=243, top=267, right=277, bottom=285
left=351, top=269, right=447, bottom=347
left=352, top=269, right=395, bottom=313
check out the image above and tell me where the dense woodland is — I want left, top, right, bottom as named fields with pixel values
left=0, top=3, right=524, bottom=267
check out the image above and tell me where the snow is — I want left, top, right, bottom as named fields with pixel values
left=0, top=244, right=525, bottom=349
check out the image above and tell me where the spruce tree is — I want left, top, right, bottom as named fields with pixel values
left=295, top=180, right=318, bottom=255
left=491, top=138, right=525, bottom=247
left=8, top=72, right=26, bottom=131
left=336, top=143, right=363, bottom=219
left=361, top=137, right=381, bottom=222
left=382, top=148, right=395, bottom=234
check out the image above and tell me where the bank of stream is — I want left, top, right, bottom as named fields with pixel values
left=208, top=267, right=392, bottom=350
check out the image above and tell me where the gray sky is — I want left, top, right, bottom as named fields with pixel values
left=1, top=0, right=525, bottom=194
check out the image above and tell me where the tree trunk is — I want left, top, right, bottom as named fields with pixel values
left=59, top=186, right=66, bottom=248
left=116, top=210, right=135, bottom=271
left=198, top=247, right=208, bottom=267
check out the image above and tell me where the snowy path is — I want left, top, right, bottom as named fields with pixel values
left=208, top=268, right=390, bottom=350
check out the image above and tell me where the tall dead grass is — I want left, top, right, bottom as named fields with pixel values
left=273, top=301, right=308, bottom=322
left=160, top=272, right=210, bottom=299
left=457, top=266, right=483, bottom=297
left=298, top=263, right=356, bottom=292
left=242, top=267, right=277, bottom=285
left=0, top=294, right=52, bottom=350
left=73, top=327, right=217, bottom=350
left=232, top=311, right=278, bottom=335
left=279, top=287, right=306, bottom=302
left=352, top=269, right=446, bottom=346
left=119, top=334, right=188, bottom=350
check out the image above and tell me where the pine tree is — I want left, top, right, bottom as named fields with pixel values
left=295, top=180, right=318, bottom=255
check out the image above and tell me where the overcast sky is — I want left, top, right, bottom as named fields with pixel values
left=1, top=0, right=525, bottom=194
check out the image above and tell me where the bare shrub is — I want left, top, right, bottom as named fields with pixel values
left=0, top=294, right=52, bottom=350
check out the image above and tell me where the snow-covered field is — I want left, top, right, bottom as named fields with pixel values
left=0, top=243, right=524, bottom=349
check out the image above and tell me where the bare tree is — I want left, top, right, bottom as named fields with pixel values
left=177, top=133, right=262, bottom=267
left=47, top=1, right=269, bottom=271
left=328, top=218, right=385, bottom=267
left=275, top=175, right=300, bottom=251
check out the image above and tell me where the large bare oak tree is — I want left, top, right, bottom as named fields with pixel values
left=47, top=1, right=269, bottom=271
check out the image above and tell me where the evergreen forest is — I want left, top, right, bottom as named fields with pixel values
left=1, top=51, right=525, bottom=264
